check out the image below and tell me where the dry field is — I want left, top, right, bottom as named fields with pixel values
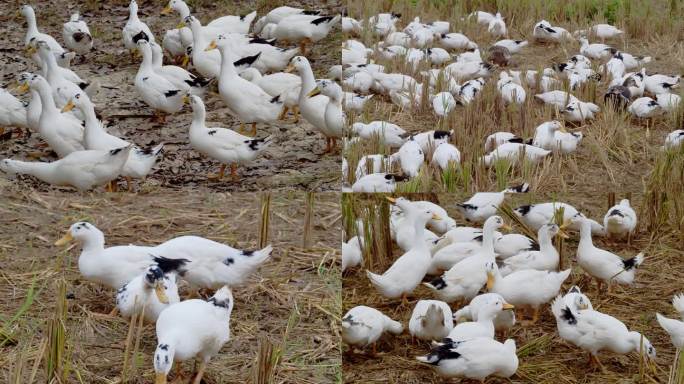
left=0, top=0, right=342, bottom=192
left=341, top=0, right=684, bottom=383
left=0, top=187, right=342, bottom=383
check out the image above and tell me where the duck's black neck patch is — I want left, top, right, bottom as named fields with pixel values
left=561, top=306, right=577, bottom=325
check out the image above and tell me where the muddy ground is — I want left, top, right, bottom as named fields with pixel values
left=0, top=188, right=341, bottom=383
left=0, top=0, right=342, bottom=192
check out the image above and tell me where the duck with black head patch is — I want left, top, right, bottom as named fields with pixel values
left=154, top=286, right=234, bottom=384
left=273, top=13, right=341, bottom=55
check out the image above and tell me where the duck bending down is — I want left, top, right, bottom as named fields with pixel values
left=367, top=204, right=440, bottom=301
left=188, top=96, right=271, bottom=180
left=239, top=68, right=301, bottom=123
left=150, top=42, right=211, bottom=97
left=273, top=14, right=341, bottom=55
left=603, top=199, right=637, bottom=240
left=64, top=92, right=163, bottom=191
left=154, top=286, right=233, bottom=384
left=452, top=293, right=516, bottom=336
left=116, top=260, right=184, bottom=322
left=455, top=183, right=530, bottom=223
left=572, top=214, right=644, bottom=293
left=307, top=80, right=345, bottom=153
left=417, top=337, right=518, bottom=381
left=442, top=293, right=514, bottom=342
left=207, top=36, right=285, bottom=136
left=0, top=147, right=131, bottom=191
left=514, top=202, right=605, bottom=234
left=135, top=40, right=187, bottom=122
left=54, top=221, right=272, bottom=290
left=342, top=306, right=403, bottom=352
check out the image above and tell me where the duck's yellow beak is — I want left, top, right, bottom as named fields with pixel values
left=176, top=21, right=186, bottom=29
left=432, top=213, right=442, bottom=221
left=559, top=220, right=571, bottom=230
left=385, top=196, right=396, bottom=203
left=559, top=125, right=568, bottom=133
left=61, top=100, right=75, bottom=113
left=154, top=281, right=169, bottom=304
left=307, top=88, right=321, bottom=98
left=486, top=271, right=495, bottom=290
left=503, top=302, right=515, bottom=310
left=284, top=64, right=295, bottom=73
left=204, top=40, right=217, bottom=51
left=25, top=45, right=37, bottom=56
left=161, top=5, right=172, bottom=15
left=557, top=228, right=570, bottom=239
left=181, top=54, right=190, bottom=68
left=500, top=223, right=512, bottom=231
left=182, top=95, right=190, bottom=104
left=15, top=82, right=30, bottom=94
left=155, top=372, right=167, bottom=384
left=55, top=232, right=74, bottom=246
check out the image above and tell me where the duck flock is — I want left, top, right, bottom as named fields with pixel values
left=340, top=10, right=684, bottom=193
left=341, top=190, right=684, bottom=380
left=0, top=1, right=341, bottom=191
left=53, top=220, right=273, bottom=383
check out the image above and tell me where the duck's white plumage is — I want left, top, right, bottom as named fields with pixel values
left=656, top=294, right=684, bottom=349
left=54, top=222, right=272, bottom=290
left=482, top=142, right=551, bottom=166
left=499, top=224, right=564, bottom=276
left=0, top=88, right=28, bottom=129
left=62, top=13, right=93, bottom=54
left=151, top=42, right=211, bottom=97
left=154, top=287, right=233, bottom=384
left=514, top=202, right=604, bottom=234
left=409, top=300, right=454, bottom=341
left=351, top=173, right=404, bottom=193
left=453, top=293, right=516, bottom=333
left=116, top=264, right=181, bottom=322
left=532, top=120, right=583, bottom=154
left=135, top=40, right=185, bottom=115
left=603, top=199, right=637, bottom=238
left=342, top=306, right=403, bottom=347
left=20, top=5, right=66, bottom=67
left=455, top=183, right=529, bottom=223
left=122, top=0, right=155, bottom=51
left=0, top=147, right=130, bottom=191
left=239, top=67, right=301, bottom=110
left=342, top=236, right=363, bottom=272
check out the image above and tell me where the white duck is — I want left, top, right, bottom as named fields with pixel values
left=456, top=184, right=530, bottom=223
left=308, top=80, right=344, bottom=152
left=367, top=204, right=439, bottom=300
left=395, top=140, right=424, bottom=178
left=482, top=143, right=551, bottom=166
left=437, top=32, right=478, bottom=50
left=588, top=24, right=624, bottom=41
left=0, top=147, right=130, bottom=191
left=122, top=0, right=155, bottom=54
left=487, top=13, right=506, bottom=37
left=656, top=294, right=684, bottom=349
left=628, top=97, right=661, bottom=118
left=432, top=92, right=457, bottom=117
left=562, top=100, right=600, bottom=122
left=425, top=216, right=507, bottom=302
left=452, top=293, right=516, bottom=335
left=499, top=224, right=566, bottom=276
left=533, top=20, right=571, bottom=42
left=484, top=132, right=524, bottom=152
left=35, top=41, right=92, bottom=112
left=239, top=67, right=300, bottom=119
left=351, top=173, right=406, bottom=193
left=664, top=129, right=684, bottom=149
left=443, top=294, right=514, bottom=342
left=188, top=96, right=271, bottom=180
left=342, top=306, right=403, bottom=350
left=153, top=287, right=233, bottom=384
left=273, top=14, right=340, bottom=55
left=493, top=39, right=528, bottom=54
left=288, top=56, right=329, bottom=141
left=534, top=90, right=579, bottom=108
left=116, top=263, right=182, bottom=322
left=0, top=88, right=28, bottom=132
left=62, top=13, right=93, bottom=54
left=54, top=222, right=273, bottom=290
left=550, top=303, right=656, bottom=370
left=20, top=5, right=66, bottom=66
left=135, top=40, right=186, bottom=121
left=432, top=143, right=461, bottom=171
left=351, top=121, right=406, bottom=148
left=603, top=199, right=637, bottom=239
left=389, top=198, right=441, bottom=251
left=417, top=337, right=518, bottom=381
left=551, top=286, right=594, bottom=347
left=495, top=233, right=539, bottom=259
left=578, top=37, right=614, bottom=60
left=573, top=214, right=644, bottom=292
left=354, top=154, right=395, bottom=180
left=644, top=73, right=680, bottom=95
left=19, top=74, right=83, bottom=157
left=163, top=0, right=255, bottom=34
left=656, top=93, right=681, bottom=112
left=342, top=235, right=363, bottom=272
left=486, top=261, right=571, bottom=324
left=497, top=72, right=526, bottom=105
left=514, top=202, right=604, bottom=234
left=151, top=42, right=211, bottom=97
left=65, top=92, right=163, bottom=191
left=532, top=120, right=583, bottom=154
left=409, top=300, right=454, bottom=341
left=209, top=37, right=285, bottom=136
